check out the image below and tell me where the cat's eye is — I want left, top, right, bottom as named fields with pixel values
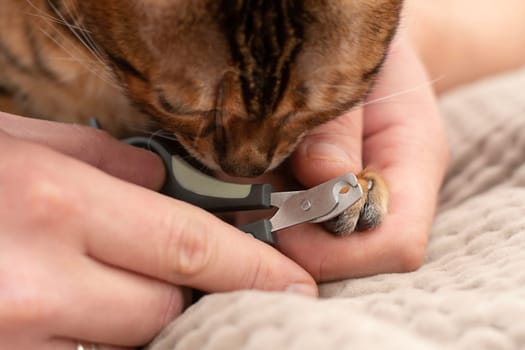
left=158, top=92, right=178, bottom=114
left=107, top=53, right=147, bottom=81
left=156, top=91, right=197, bottom=116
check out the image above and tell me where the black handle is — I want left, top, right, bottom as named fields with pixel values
left=240, top=220, right=275, bottom=244
left=124, top=137, right=272, bottom=212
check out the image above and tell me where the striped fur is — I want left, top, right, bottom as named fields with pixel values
left=0, top=0, right=403, bottom=177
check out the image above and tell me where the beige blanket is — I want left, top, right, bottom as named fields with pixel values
left=148, top=68, right=525, bottom=350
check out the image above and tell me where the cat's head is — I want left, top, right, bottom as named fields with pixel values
left=71, top=0, right=403, bottom=176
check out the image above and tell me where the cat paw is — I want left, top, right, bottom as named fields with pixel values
left=322, top=170, right=389, bottom=236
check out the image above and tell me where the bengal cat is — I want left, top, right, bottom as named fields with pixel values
left=0, top=0, right=402, bottom=235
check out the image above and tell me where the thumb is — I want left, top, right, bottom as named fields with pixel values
left=290, top=108, right=364, bottom=187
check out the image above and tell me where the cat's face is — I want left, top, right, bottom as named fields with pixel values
left=71, top=0, right=402, bottom=176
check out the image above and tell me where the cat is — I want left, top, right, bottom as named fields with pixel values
left=0, top=0, right=402, bottom=235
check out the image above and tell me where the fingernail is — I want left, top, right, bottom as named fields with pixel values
left=285, top=283, right=318, bottom=297
left=306, top=142, right=351, bottom=163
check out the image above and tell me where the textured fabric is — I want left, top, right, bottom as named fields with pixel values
left=148, top=68, right=525, bottom=350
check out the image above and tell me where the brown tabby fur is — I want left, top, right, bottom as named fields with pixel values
left=0, top=0, right=402, bottom=235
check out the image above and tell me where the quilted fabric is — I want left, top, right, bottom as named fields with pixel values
left=148, top=68, right=525, bottom=350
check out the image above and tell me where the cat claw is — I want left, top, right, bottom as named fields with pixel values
left=322, top=170, right=389, bottom=236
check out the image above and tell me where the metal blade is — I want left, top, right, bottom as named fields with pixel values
left=269, top=173, right=362, bottom=232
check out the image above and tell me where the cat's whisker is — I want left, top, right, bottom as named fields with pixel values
left=24, top=11, right=69, bottom=27
left=78, top=33, right=108, bottom=70
left=145, top=129, right=166, bottom=149
left=128, top=126, right=181, bottom=143
left=154, top=132, right=180, bottom=143
left=44, top=55, right=98, bottom=63
left=23, top=1, right=107, bottom=73
left=41, top=57, right=97, bottom=83
left=24, top=0, right=64, bottom=24
left=362, top=75, right=446, bottom=107
left=61, top=1, right=105, bottom=51
left=61, top=0, right=110, bottom=70
left=37, top=27, right=120, bottom=89
left=23, top=11, right=90, bottom=33
left=47, top=0, right=112, bottom=74
left=23, top=1, right=97, bottom=35
left=37, top=26, right=88, bottom=63
left=62, top=0, right=91, bottom=32
left=24, top=1, right=116, bottom=87
left=128, top=126, right=157, bottom=135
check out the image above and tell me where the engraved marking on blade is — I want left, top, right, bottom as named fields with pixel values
left=300, top=199, right=312, bottom=211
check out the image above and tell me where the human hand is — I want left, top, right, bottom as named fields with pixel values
left=278, top=33, right=449, bottom=281
left=0, top=114, right=316, bottom=349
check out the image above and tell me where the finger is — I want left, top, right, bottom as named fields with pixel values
left=1, top=231, right=185, bottom=347
left=0, top=112, right=164, bottom=190
left=1, top=135, right=317, bottom=296
left=358, top=35, right=448, bottom=270
left=290, top=108, right=364, bottom=187
left=81, top=182, right=317, bottom=295
left=277, top=35, right=448, bottom=281
left=277, top=136, right=444, bottom=281
left=54, top=254, right=186, bottom=345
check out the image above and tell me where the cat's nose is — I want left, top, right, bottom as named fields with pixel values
left=218, top=157, right=269, bottom=177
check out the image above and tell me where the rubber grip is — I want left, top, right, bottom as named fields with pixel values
left=240, top=220, right=275, bottom=245
left=124, top=137, right=273, bottom=212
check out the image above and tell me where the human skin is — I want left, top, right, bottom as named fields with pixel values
left=11, top=5, right=523, bottom=344
left=405, top=0, right=525, bottom=93
left=0, top=115, right=317, bottom=349
left=278, top=33, right=448, bottom=281
left=0, top=34, right=447, bottom=348
left=282, top=0, right=525, bottom=278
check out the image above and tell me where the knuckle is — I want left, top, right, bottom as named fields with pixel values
left=0, top=283, right=58, bottom=327
left=0, top=144, right=79, bottom=233
left=162, top=213, right=213, bottom=281
left=22, top=174, right=79, bottom=231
